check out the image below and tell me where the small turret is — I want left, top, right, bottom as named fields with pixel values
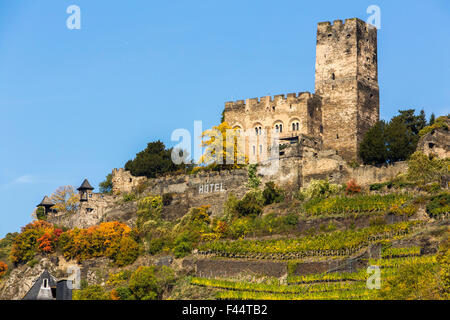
left=37, top=196, right=55, bottom=214
left=77, top=179, right=94, bottom=202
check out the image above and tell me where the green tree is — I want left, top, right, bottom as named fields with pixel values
left=125, top=140, right=186, bottom=178
left=407, top=151, right=449, bottom=185
left=391, top=109, right=427, bottom=135
left=429, top=113, right=436, bottom=126
left=99, top=173, right=113, bottom=194
left=128, top=266, right=175, bottom=300
left=359, top=121, right=387, bottom=164
left=385, top=119, right=416, bottom=162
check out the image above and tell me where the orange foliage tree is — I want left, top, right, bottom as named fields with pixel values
left=60, top=221, right=139, bottom=266
left=10, top=220, right=56, bottom=264
left=0, top=261, right=7, bottom=278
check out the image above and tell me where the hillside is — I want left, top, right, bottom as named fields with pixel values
left=0, top=118, right=448, bottom=301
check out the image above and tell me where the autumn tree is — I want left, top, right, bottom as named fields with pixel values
left=50, top=185, right=79, bottom=214
left=0, top=261, right=7, bottom=279
left=200, top=122, right=247, bottom=169
left=10, top=221, right=55, bottom=264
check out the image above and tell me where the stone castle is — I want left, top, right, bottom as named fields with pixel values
left=45, top=18, right=447, bottom=227
left=224, top=18, right=379, bottom=162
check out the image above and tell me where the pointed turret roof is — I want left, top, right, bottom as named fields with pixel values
left=37, top=196, right=54, bottom=208
left=77, top=179, right=94, bottom=191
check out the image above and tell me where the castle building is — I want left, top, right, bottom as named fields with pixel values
left=223, top=18, right=379, bottom=162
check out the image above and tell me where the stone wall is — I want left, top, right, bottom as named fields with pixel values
left=111, top=168, right=146, bottom=194
left=143, top=169, right=249, bottom=219
left=417, top=119, right=450, bottom=159
left=47, top=193, right=132, bottom=229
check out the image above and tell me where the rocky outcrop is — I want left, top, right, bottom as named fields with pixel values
left=0, top=257, right=60, bottom=300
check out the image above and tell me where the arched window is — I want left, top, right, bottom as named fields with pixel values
left=259, top=145, right=262, bottom=154
left=274, top=122, right=283, bottom=133
left=255, top=127, right=258, bottom=135
left=252, top=146, right=256, bottom=155
left=291, top=121, right=300, bottom=131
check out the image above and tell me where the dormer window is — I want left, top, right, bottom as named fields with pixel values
left=43, top=279, right=49, bottom=289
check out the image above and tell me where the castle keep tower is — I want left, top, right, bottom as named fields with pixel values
left=315, top=18, right=379, bottom=161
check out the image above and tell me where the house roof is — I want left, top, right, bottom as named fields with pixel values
left=22, top=270, right=57, bottom=300
left=37, top=196, right=54, bottom=208
left=77, top=179, right=94, bottom=191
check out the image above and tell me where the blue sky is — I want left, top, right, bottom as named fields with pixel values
left=0, top=0, right=449, bottom=238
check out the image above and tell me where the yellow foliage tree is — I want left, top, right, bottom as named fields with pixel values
left=199, top=122, right=247, bottom=168
left=50, top=185, right=80, bottom=214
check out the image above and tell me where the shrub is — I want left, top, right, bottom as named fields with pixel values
left=113, top=287, right=134, bottom=300
left=35, top=206, right=46, bottom=221
left=0, top=261, right=7, bottom=279
left=424, top=182, right=441, bottom=194
left=147, top=238, right=165, bottom=255
left=262, top=182, right=284, bottom=205
left=407, top=151, right=449, bottom=185
left=227, top=218, right=253, bottom=239
left=122, top=193, right=136, bottom=203
left=235, top=191, right=264, bottom=217
left=426, top=193, right=450, bottom=218
left=418, top=115, right=449, bottom=137
left=247, top=164, right=261, bottom=189
left=284, top=212, right=299, bottom=226
left=389, top=204, right=417, bottom=217
left=173, top=233, right=194, bottom=258
left=114, top=237, right=140, bottom=267
left=128, top=266, right=176, bottom=300
left=223, top=193, right=239, bottom=220
left=300, top=180, right=341, bottom=200
left=369, top=183, right=384, bottom=191
left=162, top=193, right=174, bottom=206
left=73, top=285, right=109, bottom=300
left=345, top=179, right=361, bottom=195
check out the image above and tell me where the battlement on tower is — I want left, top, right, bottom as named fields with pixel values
left=224, top=92, right=316, bottom=111
left=317, top=18, right=368, bottom=33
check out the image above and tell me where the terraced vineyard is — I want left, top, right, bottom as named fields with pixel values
left=190, top=254, right=439, bottom=300
left=301, top=193, right=412, bottom=216
left=198, top=221, right=424, bottom=260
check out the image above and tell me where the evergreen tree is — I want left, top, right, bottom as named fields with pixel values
left=385, top=118, right=416, bottom=162
left=125, top=140, right=187, bottom=178
left=391, top=109, right=427, bottom=135
left=359, top=121, right=387, bottom=165
left=429, top=113, right=436, bottom=126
